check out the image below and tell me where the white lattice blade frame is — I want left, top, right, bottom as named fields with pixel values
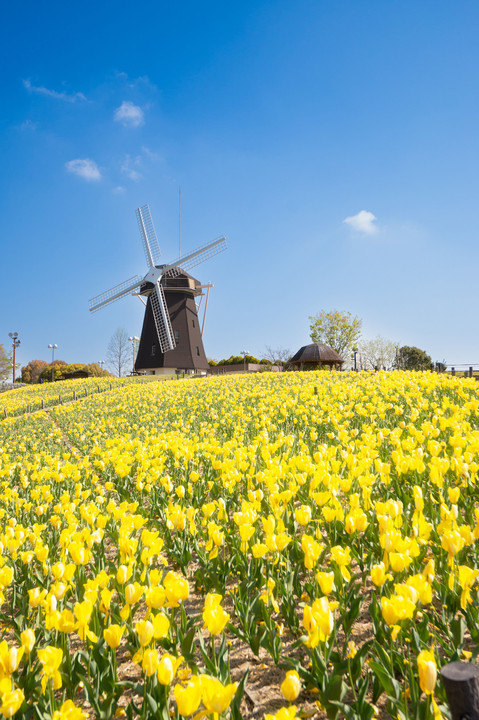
left=137, top=205, right=162, bottom=268
left=151, top=281, right=176, bottom=353
left=162, top=236, right=227, bottom=276
left=89, top=275, right=144, bottom=312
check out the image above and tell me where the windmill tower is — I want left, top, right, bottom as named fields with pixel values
left=89, top=204, right=227, bottom=374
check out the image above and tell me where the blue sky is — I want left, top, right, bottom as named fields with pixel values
left=2, top=1, right=479, bottom=370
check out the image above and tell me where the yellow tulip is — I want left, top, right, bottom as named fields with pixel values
left=417, top=649, right=437, bottom=695
left=152, top=612, right=170, bottom=639
left=203, top=593, right=230, bottom=635
left=0, top=688, right=24, bottom=718
left=371, top=563, right=387, bottom=587
left=125, top=582, right=144, bottom=606
left=316, top=571, right=335, bottom=595
left=142, top=649, right=159, bottom=678
left=281, top=670, right=301, bottom=701
left=200, top=676, right=238, bottom=714
left=104, top=624, right=124, bottom=650
left=38, top=646, right=63, bottom=692
left=157, top=653, right=183, bottom=685
left=52, top=699, right=88, bottom=720
left=135, top=619, right=154, bottom=647
left=20, top=629, right=35, bottom=655
left=174, top=676, right=202, bottom=716
left=164, top=572, right=189, bottom=607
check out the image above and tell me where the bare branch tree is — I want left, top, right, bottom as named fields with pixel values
left=264, top=346, right=291, bottom=370
left=106, top=328, right=130, bottom=377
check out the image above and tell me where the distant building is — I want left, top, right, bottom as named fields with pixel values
left=289, top=343, right=344, bottom=371
left=61, top=369, right=91, bottom=380
left=209, top=363, right=281, bottom=375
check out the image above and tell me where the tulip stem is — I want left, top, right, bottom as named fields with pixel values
left=211, top=634, right=218, bottom=675
left=348, top=657, right=357, bottom=702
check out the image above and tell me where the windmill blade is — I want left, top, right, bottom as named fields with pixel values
left=163, top=236, right=227, bottom=277
left=150, top=281, right=176, bottom=353
left=89, top=275, right=143, bottom=313
left=137, top=204, right=162, bottom=267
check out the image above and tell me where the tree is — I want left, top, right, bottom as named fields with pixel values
left=309, top=310, right=362, bottom=359
left=396, top=346, right=432, bottom=371
left=0, top=345, right=11, bottom=380
left=21, top=359, right=48, bottom=384
left=264, top=346, right=291, bottom=370
left=84, top=363, right=112, bottom=377
left=39, top=360, right=67, bottom=383
left=358, top=336, right=397, bottom=371
left=106, top=328, right=131, bottom=377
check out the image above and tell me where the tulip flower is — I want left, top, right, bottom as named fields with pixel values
left=174, top=675, right=202, bottom=716
left=281, top=670, right=301, bottom=701
left=0, top=687, right=24, bottom=718
left=104, top=624, right=124, bottom=650
left=20, top=630, right=35, bottom=655
left=200, top=676, right=238, bottom=714
left=417, top=649, right=437, bottom=695
left=38, top=646, right=63, bottom=692
left=51, top=699, right=87, bottom=719
left=203, top=593, right=230, bottom=635
left=135, top=619, right=154, bottom=647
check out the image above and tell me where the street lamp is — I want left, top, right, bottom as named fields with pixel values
left=241, top=350, right=249, bottom=373
left=352, top=347, right=358, bottom=372
left=128, top=336, right=140, bottom=374
left=8, top=333, right=20, bottom=385
left=98, top=360, right=105, bottom=371
left=48, top=344, right=58, bottom=382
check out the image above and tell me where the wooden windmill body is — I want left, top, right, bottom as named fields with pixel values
left=135, top=270, right=210, bottom=373
left=89, top=205, right=226, bottom=374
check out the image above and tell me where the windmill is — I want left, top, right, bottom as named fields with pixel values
left=89, top=204, right=227, bottom=373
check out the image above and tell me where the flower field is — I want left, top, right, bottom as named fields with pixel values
left=1, top=370, right=479, bottom=720
left=0, top=377, right=166, bottom=418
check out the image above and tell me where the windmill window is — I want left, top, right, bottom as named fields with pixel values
left=174, top=330, right=179, bottom=340
left=196, top=346, right=200, bottom=356
left=192, top=319, right=195, bottom=328
left=151, top=344, right=157, bottom=357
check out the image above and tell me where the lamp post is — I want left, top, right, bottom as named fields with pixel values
left=128, top=336, right=140, bottom=374
left=98, top=360, right=105, bottom=371
left=241, top=350, right=249, bottom=373
left=352, top=347, right=358, bottom=372
left=8, top=333, right=20, bottom=385
left=48, top=344, right=58, bottom=382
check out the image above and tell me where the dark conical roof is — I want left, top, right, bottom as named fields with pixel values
left=290, top=343, right=344, bottom=364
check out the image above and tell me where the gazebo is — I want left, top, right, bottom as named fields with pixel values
left=289, top=343, right=345, bottom=371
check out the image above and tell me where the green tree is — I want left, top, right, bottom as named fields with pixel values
left=397, top=346, right=432, bottom=371
left=309, top=310, right=362, bottom=358
left=39, top=360, right=68, bottom=383
left=85, top=363, right=112, bottom=377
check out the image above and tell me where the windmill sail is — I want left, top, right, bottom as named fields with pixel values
left=150, top=282, right=176, bottom=353
left=137, top=204, right=162, bottom=267
left=89, top=275, right=143, bottom=312
left=163, top=237, right=227, bottom=277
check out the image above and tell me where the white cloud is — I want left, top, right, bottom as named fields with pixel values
left=121, top=154, right=142, bottom=181
left=18, top=119, right=37, bottom=131
left=112, top=186, right=126, bottom=195
left=343, top=210, right=378, bottom=235
left=114, top=101, right=144, bottom=127
left=65, top=158, right=101, bottom=181
left=23, top=79, right=86, bottom=102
